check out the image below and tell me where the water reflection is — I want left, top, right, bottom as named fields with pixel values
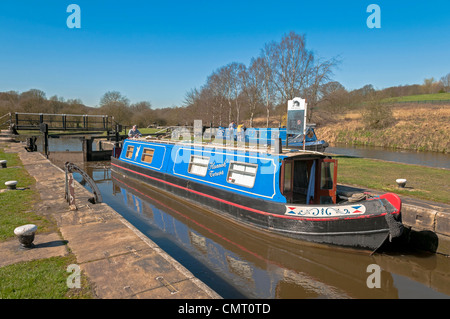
left=75, top=164, right=448, bottom=299
left=42, top=135, right=449, bottom=299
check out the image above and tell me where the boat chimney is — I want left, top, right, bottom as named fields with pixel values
left=274, top=138, right=282, bottom=153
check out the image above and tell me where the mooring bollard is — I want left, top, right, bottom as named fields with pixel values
left=5, top=180, right=17, bottom=189
left=14, top=224, right=37, bottom=250
left=396, top=179, right=407, bottom=188
left=0, top=160, right=6, bottom=168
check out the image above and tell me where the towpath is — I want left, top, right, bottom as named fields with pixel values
left=0, top=136, right=221, bottom=299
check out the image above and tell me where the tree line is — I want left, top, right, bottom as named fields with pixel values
left=183, top=31, right=339, bottom=128
left=1, top=31, right=449, bottom=129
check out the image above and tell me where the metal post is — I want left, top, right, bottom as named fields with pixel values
left=274, top=137, right=282, bottom=153
left=40, top=123, right=48, bottom=158
left=115, top=124, right=122, bottom=148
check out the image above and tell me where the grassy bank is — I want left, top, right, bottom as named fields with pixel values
left=336, top=156, right=450, bottom=204
left=0, top=149, right=53, bottom=241
left=316, top=103, right=450, bottom=153
left=382, top=92, right=450, bottom=103
left=0, top=145, right=93, bottom=298
left=0, top=255, right=92, bottom=299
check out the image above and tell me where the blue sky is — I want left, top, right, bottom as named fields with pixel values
left=1, top=1, right=449, bottom=108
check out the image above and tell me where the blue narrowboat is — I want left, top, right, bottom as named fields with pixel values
left=111, top=137, right=403, bottom=252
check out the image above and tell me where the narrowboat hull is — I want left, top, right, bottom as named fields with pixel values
left=111, top=156, right=403, bottom=252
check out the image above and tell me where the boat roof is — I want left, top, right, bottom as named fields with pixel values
left=125, top=137, right=328, bottom=159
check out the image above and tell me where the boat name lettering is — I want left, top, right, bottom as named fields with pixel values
left=285, top=205, right=366, bottom=217
left=209, top=160, right=228, bottom=170
left=207, top=159, right=229, bottom=178
left=209, top=170, right=224, bottom=177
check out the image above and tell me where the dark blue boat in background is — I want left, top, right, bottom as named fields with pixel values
left=111, top=133, right=403, bottom=252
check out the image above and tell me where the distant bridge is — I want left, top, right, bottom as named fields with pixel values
left=3, top=112, right=115, bottom=132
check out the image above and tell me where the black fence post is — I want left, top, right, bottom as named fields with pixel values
left=40, top=123, right=49, bottom=158
left=62, top=114, right=66, bottom=130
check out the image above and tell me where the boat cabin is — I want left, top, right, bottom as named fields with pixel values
left=116, top=138, right=338, bottom=206
left=280, top=154, right=337, bottom=205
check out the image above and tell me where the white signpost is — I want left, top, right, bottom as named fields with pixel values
left=287, top=97, right=307, bottom=149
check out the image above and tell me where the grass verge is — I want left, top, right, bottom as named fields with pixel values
left=0, top=255, right=93, bottom=299
left=336, top=156, right=450, bottom=204
left=0, top=148, right=54, bottom=241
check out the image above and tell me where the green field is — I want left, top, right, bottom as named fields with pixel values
left=382, top=92, right=450, bottom=103
left=336, top=156, right=450, bottom=204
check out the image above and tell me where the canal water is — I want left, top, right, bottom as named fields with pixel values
left=45, top=137, right=449, bottom=299
left=327, top=143, right=450, bottom=170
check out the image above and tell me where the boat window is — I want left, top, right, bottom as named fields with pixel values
left=227, top=162, right=258, bottom=188
left=320, top=161, right=335, bottom=190
left=188, top=155, right=210, bottom=176
left=125, top=145, right=134, bottom=158
left=141, top=148, right=155, bottom=164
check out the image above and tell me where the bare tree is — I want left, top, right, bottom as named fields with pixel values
left=440, top=73, right=450, bottom=92
left=258, top=51, right=276, bottom=127
left=131, top=101, right=152, bottom=112
left=205, top=73, right=227, bottom=126
left=19, top=89, right=47, bottom=113
left=99, top=91, right=131, bottom=125
left=130, top=101, right=153, bottom=128
left=318, top=81, right=349, bottom=113
left=0, top=91, right=19, bottom=114
left=304, top=57, right=339, bottom=121
left=241, top=57, right=265, bottom=127
left=263, top=32, right=314, bottom=102
left=229, top=62, right=246, bottom=124
left=216, top=63, right=246, bottom=124
left=182, top=31, right=338, bottom=128
left=99, top=91, right=129, bottom=107
left=261, top=31, right=339, bottom=122
left=211, top=66, right=234, bottom=124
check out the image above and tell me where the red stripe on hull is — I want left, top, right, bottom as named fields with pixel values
left=111, top=162, right=395, bottom=222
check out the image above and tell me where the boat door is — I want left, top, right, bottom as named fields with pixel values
left=314, top=158, right=338, bottom=204
left=281, top=159, right=294, bottom=202
left=280, top=158, right=311, bottom=203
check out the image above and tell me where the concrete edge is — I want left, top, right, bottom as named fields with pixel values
left=401, top=204, right=450, bottom=255
left=113, top=207, right=222, bottom=299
